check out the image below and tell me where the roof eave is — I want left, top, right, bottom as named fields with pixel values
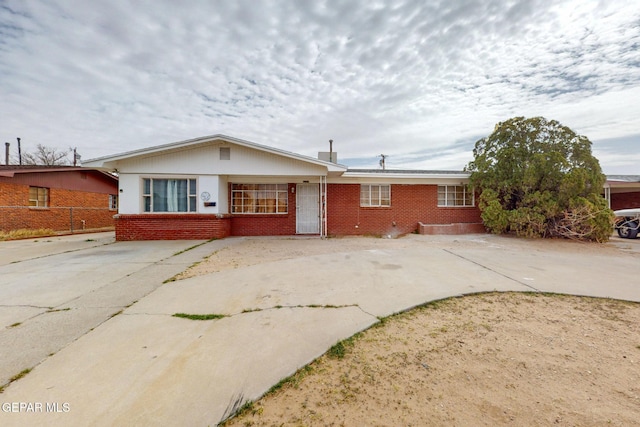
left=83, top=134, right=348, bottom=172
left=0, top=166, right=118, bottom=182
left=342, top=171, right=471, bottom=180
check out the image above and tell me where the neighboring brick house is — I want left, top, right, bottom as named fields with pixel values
left=605, top=176, right=640, bottom=211
left=0, top=166, right=119, bottom=233
left=83, top=135, right=483, bottom=241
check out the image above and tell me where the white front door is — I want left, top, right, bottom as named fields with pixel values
left=296, top=184, right=319, bottom=234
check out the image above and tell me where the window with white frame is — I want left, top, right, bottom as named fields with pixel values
left=360, top=184, right=390, bottom=207
left=142, top=178, right=197, bottom=212
left=437, top=185, right=474, bottom=207
left=109, top=194, right=118, bottom=210
left=231, top=184, right=288, bottom=213
left=29, top=186, right=49, bottom=207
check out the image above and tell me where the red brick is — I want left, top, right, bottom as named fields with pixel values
left=114, top=183, right=485, bottom=240
left=1, top=182, right=115, bottom=232
left=611, top=192, right=640, bottom=211
left=115, top=214, right=231, bottom=241
left=326, top=184, right=482, bottom=236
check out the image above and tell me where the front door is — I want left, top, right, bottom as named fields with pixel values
left=296, top=184, right=319, bottom=234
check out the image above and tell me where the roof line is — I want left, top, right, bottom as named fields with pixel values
left=84, top=134, right=348, bottom=170
left=0, top=166, right=117, bottom=181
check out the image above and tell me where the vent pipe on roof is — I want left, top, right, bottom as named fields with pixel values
left=318, top=151, right=338, bottom=163
left=329, top=139, right=333, bottom=163
left=318, top=140, right=338, bottom=163
left=17, top=137, right=22, bottom=165
left=5, top=142, right=9, bottom=165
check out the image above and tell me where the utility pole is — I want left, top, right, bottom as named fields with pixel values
left=379, top=154, right=387, bottom=170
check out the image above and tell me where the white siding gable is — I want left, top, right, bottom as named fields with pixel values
left=113, top=143, right=327, bottom=176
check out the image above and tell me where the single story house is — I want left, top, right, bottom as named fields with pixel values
left=83, top=135, right=483, bottom=240
left=604, top=176, right=640, bottom=211
left=0, top=165, right=119, bottom=233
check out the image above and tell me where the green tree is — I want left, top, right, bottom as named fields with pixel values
left=466, top=116, right=613, bottom=242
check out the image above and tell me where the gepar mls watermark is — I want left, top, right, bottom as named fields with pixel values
left=2, top=402, right=70, bottom=413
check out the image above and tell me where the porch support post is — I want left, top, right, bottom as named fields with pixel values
left=320, top=175, right=327, bottom=238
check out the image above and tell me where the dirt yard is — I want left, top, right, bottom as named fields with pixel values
left=180, top=235, right=640, bottom=427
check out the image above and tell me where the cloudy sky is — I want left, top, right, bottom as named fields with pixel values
left=1, top=0, right=639, bottom=173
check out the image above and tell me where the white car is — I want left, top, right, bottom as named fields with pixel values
left=614, top=208, right=640, bottom=239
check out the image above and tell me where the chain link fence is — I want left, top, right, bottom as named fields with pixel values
left=0, top=206, right=116, bottom=233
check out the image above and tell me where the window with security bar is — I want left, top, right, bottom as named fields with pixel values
left=231, top=183, right=288, bottom=213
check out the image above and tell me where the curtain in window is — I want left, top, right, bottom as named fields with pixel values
left=231, top=183, right=287, bottom=213
left=152, top=179, right=189, bottom=212
left=167, top=180, right=178, bottom=212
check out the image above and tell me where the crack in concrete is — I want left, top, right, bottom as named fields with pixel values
left=0, top=304, right=52, bottom=310
left=443, top=248, right=540, bottom=292
left=124, top=303, right=376, bottom=320
left=8, top=240, right=115, bottom=265
left=231, top=303, right=365, bottom=318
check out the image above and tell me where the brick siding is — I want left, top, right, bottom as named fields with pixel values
left=0, top=182, right=115, bottom=232
left=114, top=214, right=231, bottom=241
left=230, top=214, right=296, bottom=236
left=611, top=192, right=640, bottom=211
left=326, top=184, right=482, bottom=236
left=228, top=183, right=297, bottom=236
left=113, top=183, right=484, bottom=240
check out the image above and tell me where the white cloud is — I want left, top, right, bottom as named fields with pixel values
left=0, top=0, right=638, bottom=173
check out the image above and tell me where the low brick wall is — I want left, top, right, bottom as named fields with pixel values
left=115, top=214, right=231, bottom=241
left=230, top=214, right=296, bottom=236
left=419, top=222, right=486, bottom=235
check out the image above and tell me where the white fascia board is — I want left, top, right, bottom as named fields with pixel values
left=341, top=171, right=471, bottom=180
left=225, top=136, right=348, bottom=171
left=83, top=134, right=348, bottom=173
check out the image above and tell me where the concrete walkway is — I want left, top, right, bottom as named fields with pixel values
left=0, top=234, right=638, bottom=426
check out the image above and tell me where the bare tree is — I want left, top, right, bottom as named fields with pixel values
left=21, top=144, right=72, bottom=166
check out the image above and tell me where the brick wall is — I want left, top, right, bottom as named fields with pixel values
left=326, top=184, right=482, bottom=236
left=0, top=182, right=115, bottom=232
left=115, top=214, right=231, bottom=241
left=230, top=214, right=296, bottom=236
left=229, top=183, right=297, bottom=236
left=611, top=192, right=640, bottom=211
left=113, top=183, right=484, bottom=240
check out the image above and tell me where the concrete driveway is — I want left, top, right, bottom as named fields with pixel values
left=0, top=234, right=639, bottom=426
left=0, top=232, right=235, bottom=388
